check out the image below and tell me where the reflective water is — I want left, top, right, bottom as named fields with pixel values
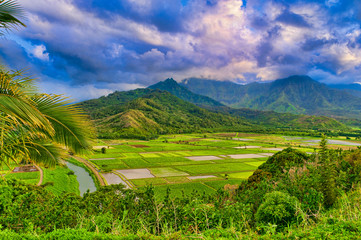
left=66, top=162, right=96, bottom=196
left=305, top=139, right=361, bottom=146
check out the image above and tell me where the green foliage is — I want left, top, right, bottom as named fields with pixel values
left=257, top=148, right=309, bottom=177
left=0, top=68, right=92, bottom=168
left=101, top=147, right=107, bottom=154
left=0, top=0, right=26, bottom=35
left=255, top=191, right=301, bottom=229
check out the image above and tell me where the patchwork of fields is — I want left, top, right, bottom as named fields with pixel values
left=88, top=133, right=325, bottom=198
left=5, top=132, right=361, bottom=198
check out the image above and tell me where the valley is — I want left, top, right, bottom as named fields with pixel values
left=7, top=132, right=361, bottom=199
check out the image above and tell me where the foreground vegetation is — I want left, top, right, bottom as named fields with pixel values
left=2, top=139, right=361, bottom=239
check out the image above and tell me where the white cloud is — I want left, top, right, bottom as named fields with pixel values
left=32, top=44, right=49, bottom=61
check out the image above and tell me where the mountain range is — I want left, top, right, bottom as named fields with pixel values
left=180, top=75, right=361, bottom=119
left=79, top=76, right=351, bottom=139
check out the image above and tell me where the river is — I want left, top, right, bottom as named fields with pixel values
left=66, top=162, right=97, bottom=196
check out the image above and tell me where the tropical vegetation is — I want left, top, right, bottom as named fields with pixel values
left=0, top=68, right=91, bottom=168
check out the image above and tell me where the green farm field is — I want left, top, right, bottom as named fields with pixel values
left=87, top=132, right=361, bottom=198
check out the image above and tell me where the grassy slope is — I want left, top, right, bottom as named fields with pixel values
left=43, top=165, right=80, bottom=195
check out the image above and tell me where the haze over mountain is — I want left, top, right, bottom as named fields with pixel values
left=181, top=75, right=361, bottom=119
left=328, top=83, right=361, bottom=99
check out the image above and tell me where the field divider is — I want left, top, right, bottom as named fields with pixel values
left=199, top=181, right=217, bottom=191
left=112, top=171, right=135, bottom=189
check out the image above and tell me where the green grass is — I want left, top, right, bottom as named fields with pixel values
left=150, top=167, right=189, bottom=177
left=175, top=162, right=257, bottom=175
left=227, top=171, right=254, bottom=179
left=131, top=177, right=168, bottom=187
left=90, top=159, right=129, bottom=171
left=140, top=153, right=161, bottom=158
left=204, top=179, right=245, bottom=190
left=122, top=158, right=158, bottom=168
left=143, top=157, right=190, bottom=164
left=43, top=165, right=79, bottom=195
left=90, top=152, right=122, bottom=159
left=165, top=176, right=190, bottom=184
left=244, top=161, right=266, bottom=167
left=152, top=182, right=216, bottom=199
left=6, top=171, right=39, bottom=185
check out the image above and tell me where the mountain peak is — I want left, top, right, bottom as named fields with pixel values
left=164, top=78, right=177, bottom=83
left=274, top=75, right=315, bottom=83
left=148, top=78, right=224, bottom=107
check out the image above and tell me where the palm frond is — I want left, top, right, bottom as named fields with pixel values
left=24, top=141, right=63, bottom=167
left=0, top=95, right=54, bottom=133
left=32, top=94, right=92, bottom=154
left=0, top=0, right=26, bottom=34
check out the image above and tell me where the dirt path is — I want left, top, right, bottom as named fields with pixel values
left=34, top=165, right=43, bottom=186
left=71, top=156, right=105, bottom=186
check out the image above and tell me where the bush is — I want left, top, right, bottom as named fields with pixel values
left=101, top=147, right=107, bottom=154
left=256, top=191, right=301, bottom=229
left=258, top=148, right=309, bottom=177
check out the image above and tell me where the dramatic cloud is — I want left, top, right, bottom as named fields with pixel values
left=1, top=0, right=361, bottom=100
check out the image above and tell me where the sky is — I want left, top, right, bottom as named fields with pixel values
left=1, top=0, right=361, bottom=101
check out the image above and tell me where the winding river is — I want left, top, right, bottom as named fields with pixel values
left=66, top=162, right=96, bottom=196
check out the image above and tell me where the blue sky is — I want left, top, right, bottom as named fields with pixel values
left=1, top=0, right=361, bottom=100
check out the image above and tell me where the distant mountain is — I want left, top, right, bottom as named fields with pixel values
left=79, top=79, right=349, bottom=139
left=181, top=75, right=361, bottom=119
left=328, top=83, right=361, bottom=98
left=148, top=78, right=224, bottom=107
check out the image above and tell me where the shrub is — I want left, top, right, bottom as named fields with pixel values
left=101, top=147, right=107, bottom=154
left=258, top=148, right=309, bottom=177
left=256, top=191, right=301, bottom=229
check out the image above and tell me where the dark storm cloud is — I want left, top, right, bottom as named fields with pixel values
left=276, top=10, right=311, bottom=28
left=301, top=38, right=337, bottom=51
left=1, top=0, right=361, bottom=100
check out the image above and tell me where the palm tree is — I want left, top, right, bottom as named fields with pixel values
left=0, top=0, right=25, bottom=35
left=0, top=1, right=90, bottom=169
left=0, top=68, right=92, bottom=169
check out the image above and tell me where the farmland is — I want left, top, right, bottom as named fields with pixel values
left=86, top=132, right=361, bottom=198
left=5, top=132, right=361, bottom=198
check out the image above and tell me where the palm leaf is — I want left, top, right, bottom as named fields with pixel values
left=0, top=0, right=26, bottom=34
left=32, top=94, right=92, bottom=154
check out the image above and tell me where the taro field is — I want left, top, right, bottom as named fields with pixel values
left=87, top=132, right=345, bottom=199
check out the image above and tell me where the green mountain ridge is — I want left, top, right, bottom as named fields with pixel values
left=79, top=79, right=349, bottom=139
left=181, top=75, right=361, bottom=119
left=83, top=90, right=253, bottom=139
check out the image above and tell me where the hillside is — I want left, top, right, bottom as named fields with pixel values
left=87, top=90, right=253, bottom=139
left=80, top=79, right=349, bottom=139
left=181, top=75, right=361, bottom=118
left=147, top=78, right=348, bottom=131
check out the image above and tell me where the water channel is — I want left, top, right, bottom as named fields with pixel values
left=66, top=162, right=96, bottom=196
